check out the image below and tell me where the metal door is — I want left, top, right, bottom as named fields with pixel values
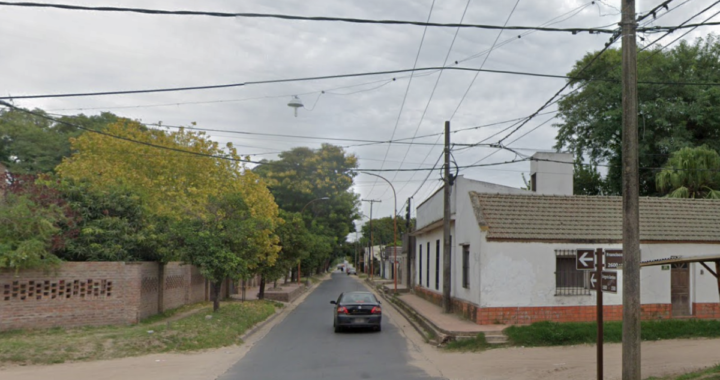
left=671, top=263, right=690, bottom=317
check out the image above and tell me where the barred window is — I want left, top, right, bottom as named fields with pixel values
left=462, top=245, right=470, bottom=289
left=555, top=249, right=590, bottom=296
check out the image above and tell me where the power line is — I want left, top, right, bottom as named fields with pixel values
left=0, top=66, right=576, bottom=101
left=367, top=0, right=436, bottom=199
left=381, top=0, right=472, bottom=200
left=0, top=1, right=618, bottom=34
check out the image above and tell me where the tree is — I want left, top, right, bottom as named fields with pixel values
left=257, top=210, right=311, bottom=298
left=0, top=108, right=118, bottom=175
left=254, top=144, right=360, bottom=273
left=554, top=35, right=720, bottom=195
left=574, top=162, right=608, bottom=195
left=0, top=192, right=66, bottom=271
left=173, top=193, right=278, bottom=311
left=656, top=145, right=720, bottom=199
left=359, top=216, right=413, bottom=247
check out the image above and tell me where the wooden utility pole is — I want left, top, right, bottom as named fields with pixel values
left=442, top=121, right=452, bottom=313
left=406, top=198, right=413, bottom=289
left=621, top=1, right=640, bottom=379
left=362, top=199, right=381, bottom=280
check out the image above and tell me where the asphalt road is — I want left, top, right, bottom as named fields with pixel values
left=218, top=272, right=441, bottom=380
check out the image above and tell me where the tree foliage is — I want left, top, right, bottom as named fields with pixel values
left=554, top=35, right=720, bottom=195
left=0, top=108, right=118, bottom=175
left=656, top=145, right=720, bottom=199
left=573, top=162, right=609, bottom=195
left=359, top=216, right=413, bottom=247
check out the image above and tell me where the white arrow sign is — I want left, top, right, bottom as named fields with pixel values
left=576, top=250, right=595, bottom=270
left=590, top=273, right=597, bottom=289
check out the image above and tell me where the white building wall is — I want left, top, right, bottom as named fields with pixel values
left=476, top=239, right=720, bottom=309
left=530, top=152, right=573, bottom=196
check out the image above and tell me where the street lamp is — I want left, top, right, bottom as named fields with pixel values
left=298, top=197, right=330, bottom=284
left=360, top=172, right=398, bottom=293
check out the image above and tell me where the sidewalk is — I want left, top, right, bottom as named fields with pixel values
left=398, top=293, right=504, bottom=335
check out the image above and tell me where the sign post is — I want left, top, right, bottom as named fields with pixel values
left=595, top=248, right=604, bottom=380
left=577, top=248, right=623, bottom=380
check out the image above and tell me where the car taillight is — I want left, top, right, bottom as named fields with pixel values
left=371, top=306, right=382, bottom=314
left=337, top=306, right=349, bottom=314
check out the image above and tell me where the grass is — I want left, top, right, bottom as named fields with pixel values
left=358, top=273, right=368, bottom=279
left=444, top=333, right=491, bottom=352
left=0, top=300, right=281, bottom=366
left=505, top=319, right=720, bottom=347
left=646, top=363, right=720, bottom=380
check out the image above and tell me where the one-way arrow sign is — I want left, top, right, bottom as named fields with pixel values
left=576, top=249, right=595, bottom=270
left=590, top=272, right=598, bottom=290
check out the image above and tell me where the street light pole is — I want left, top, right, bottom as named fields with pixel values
left=361, top=172, right=398, bottom=293
left=299, top=197, right=330, bottom=285
left=361, top=199, right=381, bottom=280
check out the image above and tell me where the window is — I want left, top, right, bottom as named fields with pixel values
left=435, top=240, right=440, bottom=290
left=462, top=245, right=470, bottom=289
left=418, top=244, right=422, bottom=286
left=531, top=173, right=537, bottom=192
left=555, top=249, right=589, bottom=296
left=426, top=242, right=430, bottom=287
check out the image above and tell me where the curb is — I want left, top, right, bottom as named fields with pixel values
left=240, top=274, right=331, bottom=342
left=356, top=278, right=444, bottom=345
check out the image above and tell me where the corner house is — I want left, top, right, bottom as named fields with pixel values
left=412, top=153, right=720, bottom=325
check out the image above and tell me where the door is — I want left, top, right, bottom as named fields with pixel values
left=671, top=263, right=690, bottom=317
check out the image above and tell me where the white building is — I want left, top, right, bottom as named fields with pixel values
left=412, top=152, right=720, bottom=324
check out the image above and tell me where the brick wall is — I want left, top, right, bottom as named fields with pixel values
left=693, top=303, right=720, bottom=319
left=1, top=261, right=214, bottom=331
left=413, top=286, right=685, bottom=325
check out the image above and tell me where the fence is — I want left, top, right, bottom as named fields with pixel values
left=0, top=261, right=229, bottom=331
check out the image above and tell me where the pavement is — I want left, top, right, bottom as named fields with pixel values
left=217, top=272, right=441, bottom=380
left=3, top=271, right=720, bottom=380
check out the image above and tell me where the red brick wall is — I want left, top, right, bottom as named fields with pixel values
left=1, top=262, right=140, bottom=330
left=413, top=285, right=682, bottom=325
left=693, top=303, right=720, bottom=319
left=1, top=261, right=212, bottom=331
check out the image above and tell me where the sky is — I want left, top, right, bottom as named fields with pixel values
left=1, top=0, right=718, bottom=239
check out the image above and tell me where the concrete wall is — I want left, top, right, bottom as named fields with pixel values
left=1, top=261, right=213, bottom=331
left=530, top=152, right=573, bottom=196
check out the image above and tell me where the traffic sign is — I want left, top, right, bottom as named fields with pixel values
left=576, top=249, right=595, bottom=271
left=601, top=271, right=618, bottom=293
left=604, top=250, right=623, bottom=270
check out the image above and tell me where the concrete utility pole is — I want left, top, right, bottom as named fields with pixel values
left=362, top=199, right=381, bottom=280
left=442, top=121, right=452, bottom=313
left=406, top=198, right=413, bottom=289
left=361, top=172, right=398, bottom=292
left=621, top=1, right=641, bottom=379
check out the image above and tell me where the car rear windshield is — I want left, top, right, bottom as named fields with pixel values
left=340, top=293, right=376, bottom=304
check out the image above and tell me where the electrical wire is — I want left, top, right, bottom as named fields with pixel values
left=379, top=0, right=472, bottom=200
left=366, top=0, right=436, bottom=199
left=0, top=1, right=618, bottom=34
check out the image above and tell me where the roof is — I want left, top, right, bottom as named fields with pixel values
left=641, top=255, right=720, bottom=267
left=470, top=192, right=720, bottom=243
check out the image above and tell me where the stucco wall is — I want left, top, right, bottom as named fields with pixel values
left=530, top=152, right=573, bottom=195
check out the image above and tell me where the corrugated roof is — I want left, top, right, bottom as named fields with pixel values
left=469, top=192, right=720, bottom=243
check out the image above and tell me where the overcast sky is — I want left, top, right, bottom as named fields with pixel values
left=1, top=0, right=718, bottom=238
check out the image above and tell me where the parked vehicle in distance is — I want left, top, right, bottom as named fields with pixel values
left=330, top=292, right=381, bottom=333
left=346, top=268, right=357, bottom=275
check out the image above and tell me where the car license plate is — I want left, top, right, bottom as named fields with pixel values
left=353, top=318, right=366, bottom=324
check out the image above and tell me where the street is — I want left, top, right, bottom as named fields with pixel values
left=218, top=272, right=440, bottom=380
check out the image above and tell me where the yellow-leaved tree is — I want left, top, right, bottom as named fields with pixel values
left=55, top=119, right=281, bottom=273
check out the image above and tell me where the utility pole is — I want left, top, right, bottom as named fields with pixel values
left=442, top=121, right=452, bottom=313
left=621, top=1, right=640, bottom=379
left=406, top=198, right=413, bottom=289
left=362, top=199, right=381, bottom=280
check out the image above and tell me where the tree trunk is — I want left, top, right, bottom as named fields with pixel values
left=273, top=279, right=278, bottom=289
left=284, top=273, right=288, bottom=284
left=258, top=275, right=266, bottom=300
left=211, top=281, right=222, bottom=312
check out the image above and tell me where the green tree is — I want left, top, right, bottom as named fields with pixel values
left=359, top=216, right=413, bottom=247
left=173, top=193, right=276, bottom=312
left=574, top=162, right=608, bottom=195
left=0, top=193, right=66, bottom=271
left=0, top=108, right=118, bottom=175
left=254, top=144, right=360, bottom=273
left=656, top=145, right=720, bottom=198
left=554, top=35, right=720, bottom=195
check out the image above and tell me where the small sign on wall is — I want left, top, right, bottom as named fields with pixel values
left=661, top=265, right=670, bottom=271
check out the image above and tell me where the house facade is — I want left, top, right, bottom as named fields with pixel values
left=412, top=153, right=720, bottom=324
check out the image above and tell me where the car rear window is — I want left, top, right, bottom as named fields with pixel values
left=340, top=293, right=376, bottom=304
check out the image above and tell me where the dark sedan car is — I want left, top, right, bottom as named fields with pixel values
left=331, top=291, right=382, bottom=333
